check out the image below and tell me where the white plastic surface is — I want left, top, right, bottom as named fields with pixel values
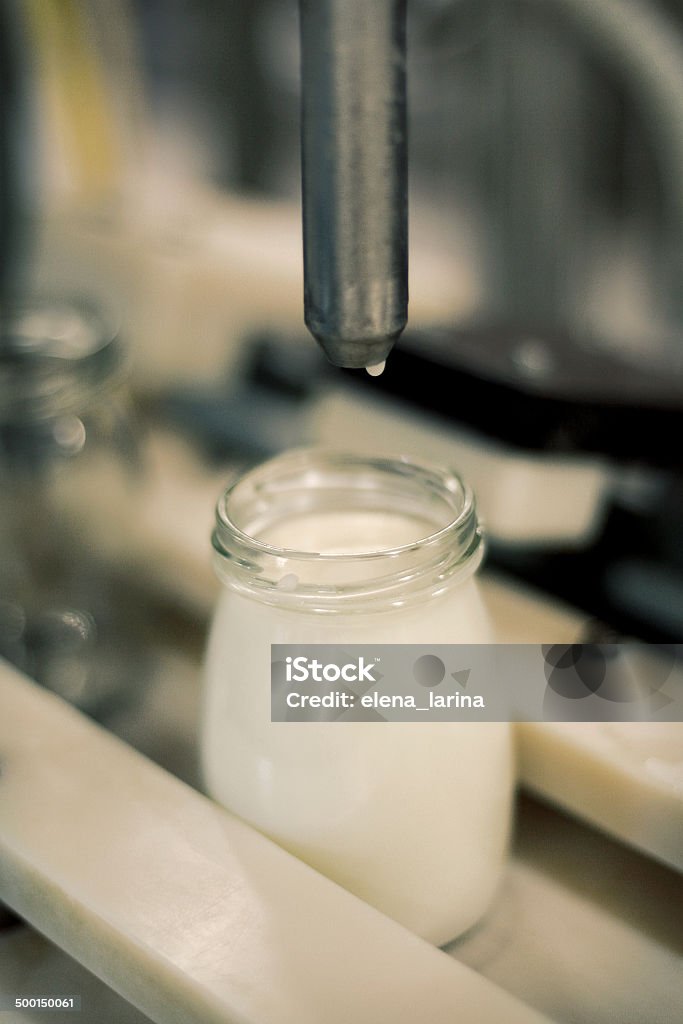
left=486, top=577, right=683, bottom=871
left=310, top=388, right=613, bottom=545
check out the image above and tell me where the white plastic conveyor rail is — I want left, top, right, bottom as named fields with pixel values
left=0, top=660, right=554, bottom=1024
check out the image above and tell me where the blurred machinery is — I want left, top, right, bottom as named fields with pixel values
left=2, top=0, right=683, bottom=648
left=144, top=0, right=683, bottom=642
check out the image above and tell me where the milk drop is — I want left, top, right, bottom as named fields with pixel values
left=366, top=360, right=386, bottom=377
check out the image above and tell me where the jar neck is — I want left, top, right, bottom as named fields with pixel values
left=0, top=299, right=124, bottom=424
left=0, top=299, right=124, bottom=475
left=212, top=451, right=484, bottom=613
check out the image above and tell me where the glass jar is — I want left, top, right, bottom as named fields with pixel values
left=202, top=450, right=512, bottom=946
left=0, top=298, right=144, bottom=717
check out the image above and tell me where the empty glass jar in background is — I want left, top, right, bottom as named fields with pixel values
left=202, top=450, right=513, bottom=946
left=0, top=298, right=145, bottom=717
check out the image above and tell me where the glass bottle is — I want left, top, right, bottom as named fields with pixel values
left=0, top=298, right=143, bottom=717
left=202, top=450, right=513, bottom=946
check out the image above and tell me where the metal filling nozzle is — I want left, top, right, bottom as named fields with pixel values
left=299, top=0, right=408, bottom=369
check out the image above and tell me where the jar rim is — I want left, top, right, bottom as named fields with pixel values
left=213, top=448, right=480, bottom=564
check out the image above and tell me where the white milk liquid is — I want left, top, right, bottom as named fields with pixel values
left=202, top=510, right=512, bottom=946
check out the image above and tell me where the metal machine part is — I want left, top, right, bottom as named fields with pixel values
left=0, top=1, right=35, bottom=318
left=299, top=0, right=408, bottom=368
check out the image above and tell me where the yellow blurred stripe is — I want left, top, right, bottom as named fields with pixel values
left=24, top=0, right=121, bottom=196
